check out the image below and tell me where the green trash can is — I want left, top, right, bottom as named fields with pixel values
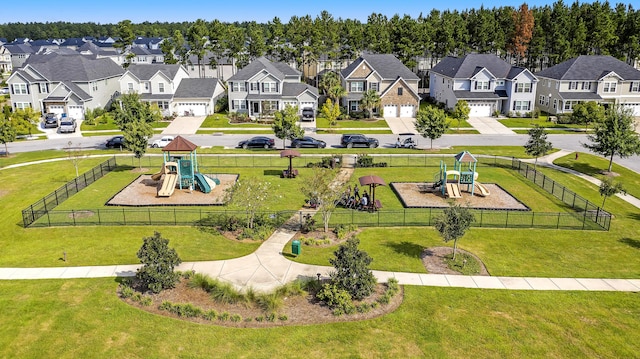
left=292, top=240, right=301, bottom=255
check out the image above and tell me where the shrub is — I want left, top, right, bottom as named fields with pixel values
left=255, top=293, right=283, bottom=313
left=120, top=285, right=134, bottom=299
left=300, top=214, right=316, bottom=233
left=333, top=224, right=358, bottom=240
left=215, top=96, right=228, bottom=112
left=377, top=293, right=391, bottom=305
left=316, top=283, right=355, bottom=315
left=203, top=309, right=217, bottom=321
left=159, top=301, right=173, bottom=311
left=136, top=232, right=182, bottom=293
left=278, top=314, right=288, bottom=321
left=210, top=281, right=246, bottom=304
left=218, top=312, right=230, bottom=321
left=266, top=312, right=277, bottom=322
left=140, top=296, right=153, bottom=306
left=255, top=316, right=264, bottom=322
left=231, top=314, right=243, bottom=322
left=275, top=280, right=305, bottom=297
left=329, top=237, right=376, bottom=300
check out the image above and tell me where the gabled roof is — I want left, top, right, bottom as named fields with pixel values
left=341, top=54, right=418, bottom=80
left=22, top=53, right=124, bottom=82
left=455, top=151, right=477, bottom=163
left=130, top=47, right=163, bottom=56
left=535, top=55, right=640, bottom=81
left=174, top=78, right=221, bottom=99
left=60, top=38, right=85, bottom=47
left=380, top=77, right=420, bottom=100
left=126, top=64, right=183, bottom=81
left=282, top=82, right=319, bottom=98
left=431, top=54, right=521, bottom=79
left=228, top=57, right=299, bottom=81
left=4, top=43, right=35, bottom=54
left=162, top=135, right=197, bottom=152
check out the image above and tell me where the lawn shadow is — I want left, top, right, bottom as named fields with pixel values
left=263, top=169, right=283, bottom=176
left=619, top=238, right=640, bottom=250
left=384, top=241, right=424, bottom=258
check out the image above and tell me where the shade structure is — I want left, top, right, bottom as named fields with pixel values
left=280, top=149, right=301, bottom=178
left=358, top=175, right=386, bottom=210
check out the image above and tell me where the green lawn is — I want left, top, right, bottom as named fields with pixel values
left=514, top=129, right=588, bottom=134
left=316, top=117, right=390, bottom=129
left=316, top=129, right=394, bottom=134
left=196, top=129, right=274, bottom=135
left=0, top=279, right=637, bottom=358
left=200, top=113, right=272, bottom=128
left=499, top=117, right=586, bottom=129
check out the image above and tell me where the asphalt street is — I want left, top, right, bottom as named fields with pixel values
left=4, top=133, right=639, bottom=173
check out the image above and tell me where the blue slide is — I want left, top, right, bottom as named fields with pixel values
left=193, top=173, right=211, bottom=193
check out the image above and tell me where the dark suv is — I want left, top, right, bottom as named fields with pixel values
left=340, top=134, right=379, bottom=148
left=301, top=108, right=315, bottom=121
left=43, top=113, right=59, bottom=128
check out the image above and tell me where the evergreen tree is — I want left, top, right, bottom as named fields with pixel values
left=329, top=237, right=377, bottom=300
left=186, top=19, right=209, bottom=78
left=136, top=231, right=181, bottom=293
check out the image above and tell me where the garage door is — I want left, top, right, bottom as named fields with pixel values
left=383, top=105, right=397, bottom=117
left=177, top=102, right=208, bottom=116
left=468, top=103, right=492, bottom=117
left=400, top=105, right=415, bottom=117
left=622, top=103, right=640, bottom=116
left=300, top=101, right=315, bottom=110
left=67, top=105, right=84, bottom=120
left=47, top=105, right=64, bottom=116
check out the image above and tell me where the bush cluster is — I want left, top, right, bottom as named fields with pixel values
left=355, top=154, right=387, bottom=168
left=333, top=224, right=358, bottom=240
left=299, top=236, right=331, bottom=246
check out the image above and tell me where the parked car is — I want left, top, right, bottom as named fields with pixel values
left=291, top=136, right=326, bottom=148
left=238, top=136, right=275, bottom=149
left=43, top=113, right=59, bottom=128
left=105, top=135, right=126, bottom=149
left=58, top=118, right=77, bottom=133
left=151, top=136, right=174, bottom=148
left=0, top=87, right=9, bottom=94
left=301, top=107, right=315, bottom=121
left=340, top=134, right=379, bottom=148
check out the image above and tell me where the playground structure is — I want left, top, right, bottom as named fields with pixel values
left=433, top=151, right=490, bottom=199
left=152, top=136, right=220, bottom=197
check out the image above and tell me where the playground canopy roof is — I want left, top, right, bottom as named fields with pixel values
left=280, top=149, right=301, bottom=158
left=162, top=136, right=197, bottom=152
left=455, top=151, right=477, bottom=163
left=359, top=175, right=386, bottom=187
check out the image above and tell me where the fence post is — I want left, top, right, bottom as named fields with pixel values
left=480, top=210, right=483, bottom=227
left=72, top=210, right=76, bottom=226
left=148, top=208, right=152, bottom=225
left=47, top=210, right=51, bottom=227
left=531, top=212, right=535, bottom=227
left=98, top=209, right=101, bottom=225
left=403, top=209, right=406, bottom=226
left=557, top=212, right=561, bottom=229
left=551, top=181, right=555, bottom=196
left=377, top=210, right=380, bottom=227
left=505, top=211, right=509, bottom=228
left=582, top=208, right=587, bottom=230
left=174, top=208, right=177, bottom=225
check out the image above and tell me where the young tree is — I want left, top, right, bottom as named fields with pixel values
left=224, top=177, right=271, bottom=229
left=415, top=106, right=449, bottom=149
left=272, top=105, right=304, bottom=148
left=524, top=125, right=553, bottom=170
left=320, top=98, right=341, bottom=129
left=451, top=100, right=470, bottom=132
left=329, top=237, right=377, bottom=300
left=570, top=101, right=605, bottom=131
left=0, top=114, right=17, bottom=156
left=65, top=141, right=86, bottom=177
left=599, top=176, right=625, bottom=209
left=136, top=231, right=182, bottom=293
left=583, top=105, right=640, bottom=172
left=360, top=89, right=381, bottom=119
left=299, top=167, right=343, bottom=232
left=434, top=203, right=475, bottom=260
left=113, top=93, right=155, bottom=168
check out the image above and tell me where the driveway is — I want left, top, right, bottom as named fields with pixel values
left=385, top=117, right=417, bottom=134
left=162, top=116, right=206, bottom=135
left=466, top=117, right=515, bottom=135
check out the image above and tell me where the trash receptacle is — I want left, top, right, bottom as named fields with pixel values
left=292, top=240, right=301, bottom=255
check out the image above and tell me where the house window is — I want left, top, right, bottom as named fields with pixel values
left=475, top=81, right=489, bottom=90
left=144, top=82, right=150, bottom=91
left=603, top=82, right=617, bottom=93
left=39, top=83, right=49, bottom=93
left=563, top=101, right=577, bottom=111
left=539, top=95, right=545, bottom=106
left=495, top=80, right=505, bottom=87
left=349, top=100, right=360, bottom=111
left=569, top=81, right=578, bottom=90
left=14, top=102, right=31, bottom=109
left=513, top=101, right=530, bottom=111
left=516, top=83, right=532, bottom=93
left=250, top=82, right=259, bottom=91
left=158, top=83, right=165, bottom=93
left=397, top=87, right=403, bottom=96
left=582, top=82, right=592, bottom=90
left=127, top=82, right=134, bottom=93
left=262, top=82, right=277, bottom=93
left=155, top=101, right=169, bottom=110
left=349, top=81, right=364, bottom=92
left=12, top=83, right=28, bottom=95
left=232, top=100, right=247, bottom=110
left=369, top=82, right=379, bottom=91
left=553, top=99, right=557, bottom=109
left=231, top=82, right=246, bottom=92
left=92, top=82, right=98, bottom=92
left=630, top=82, right=640, bottom=92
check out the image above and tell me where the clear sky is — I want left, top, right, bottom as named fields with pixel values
left=0, top=0, right=592, bottom=24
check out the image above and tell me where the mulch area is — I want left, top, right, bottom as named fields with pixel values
left=391, top=182, right=529, bottom=210
left=421, top=247, right=490, bottom=276
left=107, top=173, right=238, bottom=206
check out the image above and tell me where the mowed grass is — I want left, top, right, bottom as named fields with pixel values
left=0, top=279, right=637, bottom=358
left=316, top=117, right=390, bottom=128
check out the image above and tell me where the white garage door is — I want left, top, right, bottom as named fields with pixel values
left=177, top=102, right=208, bottom=116
left=300, top=101, right=315, bottom=110
left=468, top=103, right=492, bottom=117
left=400, top=105, right=415, bottom=117
left=622, top=103, right=640, bottom=116
left=67, top=105, right=84, bottom=120
left=383, top=105, right=397, bottom=117
left=47, top=105, right=64, bottom=116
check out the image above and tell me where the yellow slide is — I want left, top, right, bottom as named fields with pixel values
left=446, top=183, right=462, bottom=199
left=475, top=182, right=490, bottom=197
left=158, top=173, right=178, bottom=197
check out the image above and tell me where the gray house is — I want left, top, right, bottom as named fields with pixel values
left=535, top=55, right=640, bottom=116
left=6, top=53, right=124, bottom=118
left=430, top=54, right=538, bottom=116
left=227, top=57, right=319, bottom=117
left=173, top=78, right=226, bottom=116
left=119, top=64, right=190, bottom=116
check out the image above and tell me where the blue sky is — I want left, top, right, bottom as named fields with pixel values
left=0, top=0, right=600, bottom=24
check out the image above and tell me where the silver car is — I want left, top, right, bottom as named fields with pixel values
left=59, top=119, right=77, bottom=133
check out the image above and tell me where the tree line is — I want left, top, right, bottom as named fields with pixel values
left=1, top=1, right=639, bottom=72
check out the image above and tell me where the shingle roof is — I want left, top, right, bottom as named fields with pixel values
left=162, top=135, right=197, bottom=152
left=341, top=54, right=418, bottom=80
left=126, top=64, right=182, bottom=81
left=174, top=78, right=220, bottom=99
left=4, top=43, right=35, bottom=54
left=453, top=90, right=508, bottom=99
left=431, top=54, right=522, bottom=79
left=558, top=92, right=603, bottom=100
left=535, top=55, right=640, bottom=81
left=282, top=82, right=318, bottom=97
left=228, top=57, right=297, bottom=81
left=22, top=53, right=123, bottom=81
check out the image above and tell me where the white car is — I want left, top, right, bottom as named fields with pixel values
left=151, top=136, right=174, bottom=148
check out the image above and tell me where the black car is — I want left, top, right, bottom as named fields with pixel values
left=238, top=136, right=275, bottom=149
left=291, top=136, right=326, bottom=148
left=105, top=135, right=126, bottom=149
left=301, top=107, right=315, bottom=121
left=340, top=134, right=379, bottom=148
left=43, top=113, right=59, bottom=128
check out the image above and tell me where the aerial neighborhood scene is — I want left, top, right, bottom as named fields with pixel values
left=1, top=0, right=640, bottom=357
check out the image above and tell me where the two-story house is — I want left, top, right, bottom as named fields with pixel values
left=340, top=54, right=420, bottom=118
left=0, top=45, right=12, bottom=73
left=535, top=55, right=640, bottom=116
left=3, top=43, right=36, bottom=69
left=172, top=78, right=226, bottom=116
left=185, top=53, right=236, bottom=81
left=119, top=64, right=190, bottom=116
left=6, top=52, right=124, bottom=118
left=430, top=54, right=538, bottom=117
left=227, top=57, right=319, bottom=117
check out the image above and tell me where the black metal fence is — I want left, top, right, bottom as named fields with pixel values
left=21, top=157, right=117, bottom=227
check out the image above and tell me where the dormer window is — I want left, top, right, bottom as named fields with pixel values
left=262, top=82, right=277, bottom=93
left=603, top=82, right=617, bottom=93
left=495, top=80, right=505, bottom=87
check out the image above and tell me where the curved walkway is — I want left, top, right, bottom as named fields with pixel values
left=1, top=151, right=639, bottom=292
